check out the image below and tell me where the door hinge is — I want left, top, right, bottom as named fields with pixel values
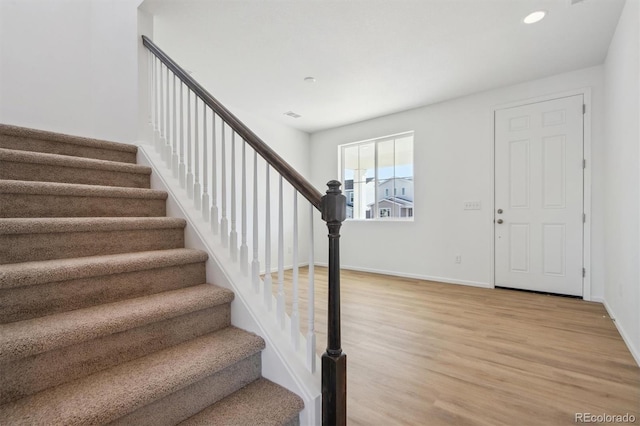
left=582, top=268, right=586, bottom=277
left=583, top=159, right=586, bottom=169
left=583, top=213, right=586, bottom=223
left=583, top=104, right=586, bottom=114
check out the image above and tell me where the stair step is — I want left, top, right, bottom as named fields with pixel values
left=0, top=283, right=233, bottom=364
left=0, top=249, right=208, bottom=323
left=0, top=123, right=138, bottom=164
left=0, top=248, right=207, bottom=290
left=0, top=148, right=151, bottom=188
left=111, top=353, right=262, bottom=426
left=181, top=378, right=304, bottom=426
left=0, top=327, right=265, bottom=425
left=1, top=285, right=233, bottom=405
left=0, top=180, right=167, bottom=218
left=0, top=217, right=186, bottom=264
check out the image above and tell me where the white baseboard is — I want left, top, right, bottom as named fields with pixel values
left=601, top=300, right=640, bottom=367
left=315, top=262, right=491, bottom=289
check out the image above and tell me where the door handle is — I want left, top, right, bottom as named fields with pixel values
left=497, top=219, right=503, bottom=224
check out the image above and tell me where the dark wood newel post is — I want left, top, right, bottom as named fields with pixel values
left=321, top=180, right=347, bottom=426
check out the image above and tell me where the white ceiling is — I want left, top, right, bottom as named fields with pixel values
left=141, top=0, right=624, bottom=133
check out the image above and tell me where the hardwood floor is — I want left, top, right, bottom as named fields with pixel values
left=276, top=267, right=639, bottom=426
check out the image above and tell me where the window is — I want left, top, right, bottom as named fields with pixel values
left=339, top=131, right=414, bottom=220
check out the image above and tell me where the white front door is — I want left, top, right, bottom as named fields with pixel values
left=494, top=95, right=584, bottom=296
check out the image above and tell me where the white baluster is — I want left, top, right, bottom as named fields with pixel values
left=251, top=151, right=260, bottom=292
left=171, top=74, right=179, bottom=176
left=147, top=51, right=153, bottom=140
left=220, top=123, right=229, bottom=247
left=277, top=175, right=285, bottom=328
left=240, top=141, right=248, bottom=275
left=157, top=63, right=164, bottom=155
left=193, top=97, right=202, bottom=209
left=179, top=82, right=186, bottom=188
left=201, top=102, right=210, bottom=221
left=186, top=90, right=194, bottom=198
left=164, top=65, right=171, bottom=164
left=153, top=57, right=161, bottom=149
left=291, top=190, right=300, bottom=349
left=230, top=132, right=238, bottom=261
left=210, top=113, right=219, bottom=233
left=307, top=205, right=316, bottom=372
left=264, top=165, right=272, bottom=310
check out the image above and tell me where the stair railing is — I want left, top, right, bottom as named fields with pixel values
left=142, top=36, right=346, bottom=426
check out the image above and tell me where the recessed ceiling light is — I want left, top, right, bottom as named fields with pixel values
left=523, top=10, right=546, bottom=24
left=304, top=77, right=316, bottom=83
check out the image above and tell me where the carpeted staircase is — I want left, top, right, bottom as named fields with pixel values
left=0, top=124, right=304, bottom=425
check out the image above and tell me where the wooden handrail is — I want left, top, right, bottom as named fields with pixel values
left=142, top=35, right=323, bottom=210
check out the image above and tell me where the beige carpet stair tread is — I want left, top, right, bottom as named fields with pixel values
left=0, top=248, right=207, bottom=289
left=180, top=378, right=304, bottom=426
left=0, top=147, right=150, bottom=174
left=0, top=284, right=233, bottom=363
left=0, top=327, right=265, bottom=426
left=0, top=180, right=168, bottom=218
left=1, top=218, right=186, bottom=264
left=0, top=124, right=137, bottom=155
left=0, top=217, right=186, bottom=235
left=0, top=179, right=167, bottom=199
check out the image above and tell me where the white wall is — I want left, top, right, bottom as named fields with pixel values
left=0, top=0, right=141, bottom=143
left=311, top=66, right=606, bottom=298
left=603, top=0, right=640, bottom=364
left=228, top=105, right=312, bottom=179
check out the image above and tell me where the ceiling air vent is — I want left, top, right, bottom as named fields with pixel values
left=283, top=111, right=302, bottom=119
left=569, top=0, right=586, bottom=5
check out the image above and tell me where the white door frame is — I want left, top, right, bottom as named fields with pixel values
left=490, top=88, right=592, bottom=301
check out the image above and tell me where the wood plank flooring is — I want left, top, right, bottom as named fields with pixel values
left=276, top=267, right=639, bottom=426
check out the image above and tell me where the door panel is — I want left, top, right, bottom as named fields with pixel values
left=509, top=140, right=530, bottom=208
left=542, top=224, right=565, bottom=276
left=509, top=224, right=530, bottom=273
left=495, top=95, right=584, bottom=296
left=542, top=135, right=566, bottom=208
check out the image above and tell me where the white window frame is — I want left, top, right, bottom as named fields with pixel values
left=338, top=131, right=414, bottom=221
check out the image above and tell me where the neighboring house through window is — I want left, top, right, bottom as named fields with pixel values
left=339, top=131, right=414, bottom=220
